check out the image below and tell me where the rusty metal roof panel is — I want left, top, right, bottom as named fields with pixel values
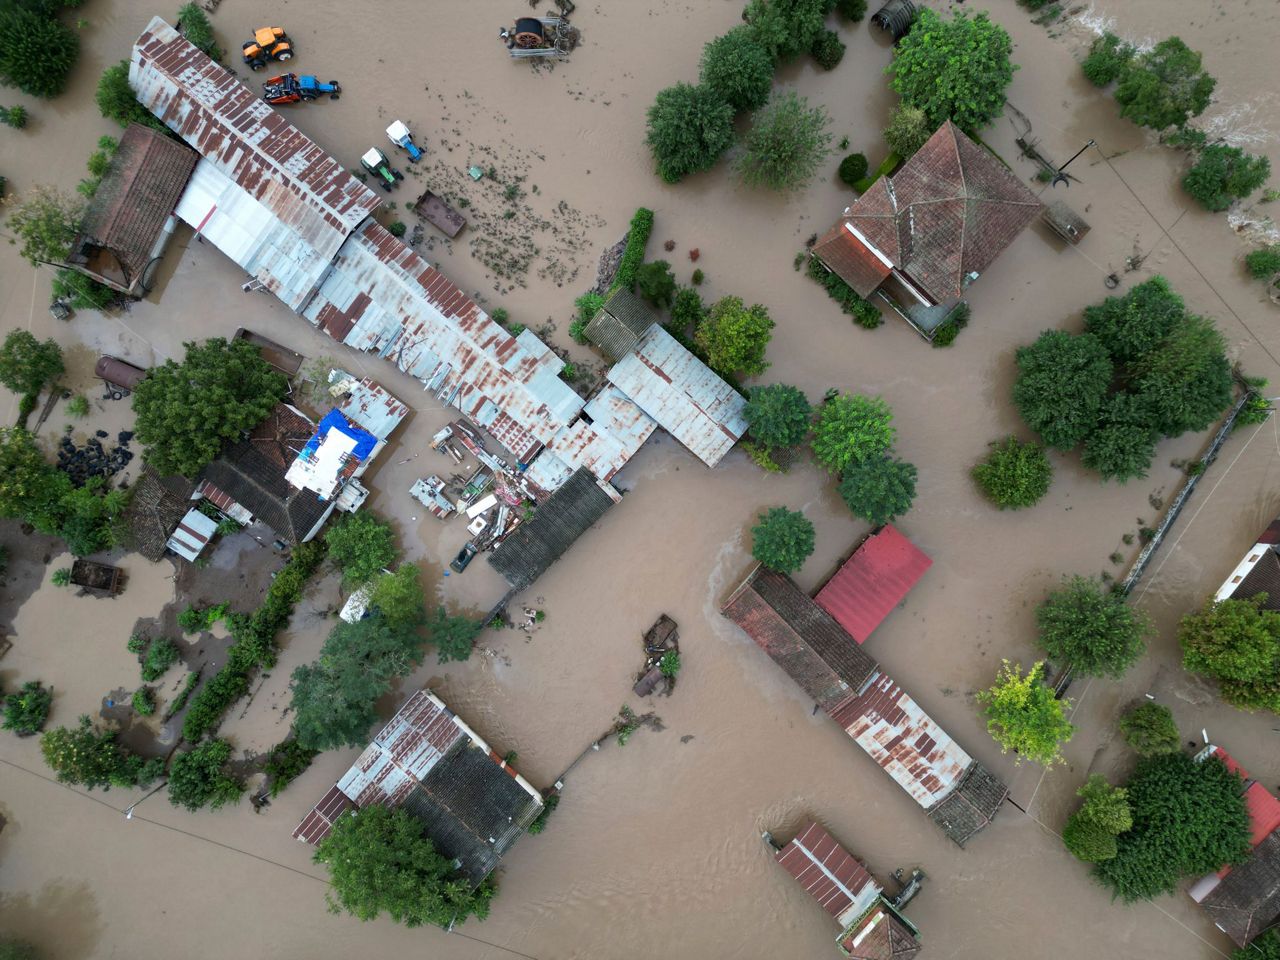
left=130, top=17, right=380, bottom=310
left=303, top=221, right=584, bottom=460
left=334, top=375, right=410, bottom=442
left=606, top=325, right=747, bottom=467
left=830, top=671, right=973, bottom=809
left=776, top=822, right=880, bottom=928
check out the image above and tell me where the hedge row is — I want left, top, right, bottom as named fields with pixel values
left=805, top=255, right=882, bottom=328
left=181, top=541, right=326, bottom=741
left=610, top=208, right=655, bottom=293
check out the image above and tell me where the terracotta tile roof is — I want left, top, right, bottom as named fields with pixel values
left=121, top=466, right=196, bottom=561
left=1200, top=829, right=1280, bottom=947
left=1233, top=550, right=1280, bottom=612
left=200, top=442, right=332, bottom=544
left=814, top=525, right=932, bottom=645
left=246, top=402, right=315, bottom=469
left=812, top=222, right=894, bottom=298
left=69, top=123, right=197, bottom=293
left=836, top=121, right=1044, bottom=303
left=839, top=907, right=923, bottom=960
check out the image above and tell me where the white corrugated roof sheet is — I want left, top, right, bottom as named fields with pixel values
left=166, top=508, right=217, bottom=561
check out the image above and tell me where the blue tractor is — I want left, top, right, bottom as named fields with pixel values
left=386, top=121, right=424, bottom=161
left=263, top=73, right=341, bottom=104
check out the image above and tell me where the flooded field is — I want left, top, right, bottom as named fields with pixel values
left=3, top=0, right=1280, bottom=957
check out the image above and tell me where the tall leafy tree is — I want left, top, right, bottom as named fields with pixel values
left=0, top=5, right=79, bottom=98
left=368, top=563, right=426, bottom=628
left=427, top=607, right=482, bottom=664
left=5, top=184, right=82, bottom=266
left=635, top=260, right=676, bottom=308
left=1011, top=330, right=1113, bottom=450
left=645, top=83, right=735, bottom=184
left=695, top=295, right=774, bottom=378
left=1064, top=774, right=1132, bottom=863
left=1113, top=37, right=1215, bottom=132
left=811, top=394, right=895, bottom=473
left=971, top=436, right=1053, bottom=509
left=976, top=661, right=1074, bottom=766
left=0, top=330, right=63, bottom=399
left=698, top=26, right=773, bottom=113
left=735, top=92, right=833, bottom=192
left=40, top=715, right=164, bottom=790
left=1183, top=144, right=1272, bottom=212
left=1081, top=393, right=1159, bottom=483
left=132, top=338, right=286, bottom=477
left=886, top=9, right=1015, bottom=132
left=95, top=60, right=168, bottom=132
left=315, top=805, right=494, bottom=928
left=744, top=384, right=811, bottom=450
left=167, top=738, right=244, bottom=812
left=1082, top=276, right=1186, bottom=363
left=1036, top=575, right=1151, bottom=678
left=1235, top=930, right=1280, bottom=960
left=1179, top=595, right=1280, bottom=712
left=1118, top=702, right=1180, bottom=756
left=1131, top=314, right=1232, bottom=437
left=751, top=507, right=815, bottom=574
left=837, top=456, right=917, bottom=526
left=1096, top=752, right=1250, bottom=900
left=742, top=0, right=828, bottom=62
left=324, top=512, right=397, bottom=587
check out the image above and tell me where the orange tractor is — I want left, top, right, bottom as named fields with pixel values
left=242, top=27, right=293, bottom=71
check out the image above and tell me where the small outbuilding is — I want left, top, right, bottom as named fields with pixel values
left=165, top=507, right=218, bottom=562
left=122, top=467, right=196, bottom=561
left=814, top=525, right=932, bottom=645
left=872, top=0, right=917, bottom=41
left=1041, top=200, right=1091, bottom=246
left=585, top=287, right=658, bottom=362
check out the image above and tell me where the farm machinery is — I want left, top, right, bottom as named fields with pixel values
left=386, top=121, right=424, bottom=161
left=242, top=26, right=293, bottom=70
left=262, top=74, right=341, bottom=104
left=361, top=148, right=403, bottom=191
left=498, top=1, right=579, bottom=59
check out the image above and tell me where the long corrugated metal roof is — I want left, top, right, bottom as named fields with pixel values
left=776, top=822, right=880, bottom=928
left=304, top=220, right=585, bottom=460
left=814, top=525, right=932, bottom=645
left=526, top=386, right=658, bottom=493
left=607, top=325, right=747, bottom=467
left=130, top=17, right=380, bottom=311
left=829, top=671, right=973, bottom=810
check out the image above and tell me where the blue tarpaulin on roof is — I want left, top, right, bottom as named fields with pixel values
left=301, top=409, right=378, bottom=462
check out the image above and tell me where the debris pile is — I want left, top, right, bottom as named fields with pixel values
left=632, top=614, right=680, bottom=697
left=57, top=430, right=134, bottom=485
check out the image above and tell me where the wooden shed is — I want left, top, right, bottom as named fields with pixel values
left=1042, top=200, right=1091, bottom=245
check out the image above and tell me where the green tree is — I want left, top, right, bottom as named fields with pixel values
left=837, top=455, right=917, bottom=526
left=3, top=679, right=52, bottom=736
left=290, top=659, right=383, bottom=752
left=0, top=330, right=63, bottom=398
left=0, top=938, right=40, bottom=960
left=1081, top=393, right=1159, bottom=483
left=1179, top=595, right=1280, bottom=712
left=324, top=512, right=397, bottom=587
left=751, top=507, right=815, bottom=574
left=1096, top=752, right=1250, bottom=900
left=1234, top=930, right=1280, bottom=960
left=698, top=26, right=773, bottom=113
left=1130, top=314, right=1232, bottom=437
left=1245, top=246, right=1280, bottom=280
left=167, top=738, right=244, bottom=812
left=635, top=260, right=676, bottom=308
left=1063, top=815, right=1119, bottom=863
left=132, top=337, right=286, bottom=477
left=40, top=715, right=164, bottom=790
left=971, top=436, right=1053, bottom=509
left=315, top=805, right=494, bottom=928
left=886, top=9, right=1015, bottom=132
left=5, top=184, right=82, bottom=266
left=1183, top=144, right=1271, bottom=212
left=1063, top=774, right=1132, bottom=862
left=52, top=268, right=116, bottom=311
left=95, top=60, right=167, bottom=132
left=883, top=103, right=933, bottom=159
left=837, top=153, right=868, bottom=188
left=744, top=384, right=811, bottom=450
left=976, top=660, right=1074, bottom=766
left=0, top=428, right=65, bottom=530
left=1118, top=702, right=1180, bottom=756
left=1, top=104, right=28, bottom=128
left=368, top=563, right=426, bottom=628
left=177, top=3, right=222, bottom=59
left=810, top=28, right=845, bottom=71
left=669, top=287, right=705, bottom=333
left=0, top=6, right=79, bottom=98
left=645, top=83, right=735, bottom=184
left=1036, top=575, right=1151, bottom=678
left=1012, top=330, right=1113, bottom=450
left=743, top=0, right=828, bottom=62
left=811, top=394, right=895, bottom=473
left=427, top=606, right=482, bottom=663
left=1081, top=32, right=1135, bottom=87
left=736, top=92, right=833, bottom=192
left=1113, top=37, right=1215, bottom=132
left=835, top=0, right=867, bottom=21
left=695, top=295, right=774, bottom=378
left=1082, top=275, right=1186, bottom=363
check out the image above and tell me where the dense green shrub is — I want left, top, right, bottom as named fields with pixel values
left=972, top=436, right=1052, bottom=509
left=805, top=256, right=883, bottom=327
left=837, top=456, right=918, bottom=525
left=131, top=687, right=156, bottom=716
left=669, top=287, right=705, bottom=335
left=168, top=738, right=244, bottom=811
left=40, top=715, right=165, bottom=790
left=636, top=260, right=676, bottom=308
left=1119, top=702, right=1180, bottom=756
left=141, top=637, right=180, bottom=682
left=698, top=26, right=773, bottom=113
left=1, top=104, right=28, bottom=128
left=838, top=153, right=868, bottom=187
left=571, top=291, right=604, bottom=343
left=3, top=680, right=52, bottom=736
left=1081, top=32, right=1135, bottom=87
left=930, top=302, right=969, bottom=347
left=744, top=384, right=811, bottom=450
left=96, top=61, right=168, bottom=132
left=52, top=269, right=117, bottom=311
left=810, top=29, right=845, bottom=71
left=1183, top=144, right=1271, bottom=212
left=645, top=83, right=735, bottom=184
left=1063, top=775, right=1132, bottom=863
left=1012, top=330, right=1113, bottom=450
left=1179, top=594, right=1280, bottom=713
left=1245, top=246, right=1280, bottom=280
left=884, top=103, right=932, bottom=159
left=0, top=6, right=80, bottom=98
left=612, top=208, right=655, bottom=290
left=1114, top=37, right=1215, bottom=132
left=526, top=794, right=560, bottom=835
left=835, top=0, right=867, bottom=22
left=736, top=92, right=832, bottom=192
left=176, top=3, right=222, bottom=60
left=751, top=507, right=815, bottom=574
left=264, top=738, right=320, bottom=797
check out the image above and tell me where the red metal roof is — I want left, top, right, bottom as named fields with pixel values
left=814, top=525, right=932, bottom=644
left=1212, top=748, right=1280, bottom=848
left=776, top=822, right=878, bottom=926
left=291, top=784, right=354, bottom=845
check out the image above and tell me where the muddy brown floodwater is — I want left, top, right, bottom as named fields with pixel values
left=4, top=0, right=1280, bottom=957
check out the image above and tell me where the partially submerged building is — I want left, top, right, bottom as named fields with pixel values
left=63, top=123, right=197, bottom=298
left=772, top=821, right=921, bottom=959
left=815, top=525, right=933, bottom=645
left=1189, top=746, right=1280, bottom=948
left=812, top=121, right=1043, bottom=337
left=294, top=689, right=544, bottom=886
left=1214, top=517, right=1280, bottom=611
left=121, top=467, right=196, bottom=561
left=722, top=528, right=1007, bottom=846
